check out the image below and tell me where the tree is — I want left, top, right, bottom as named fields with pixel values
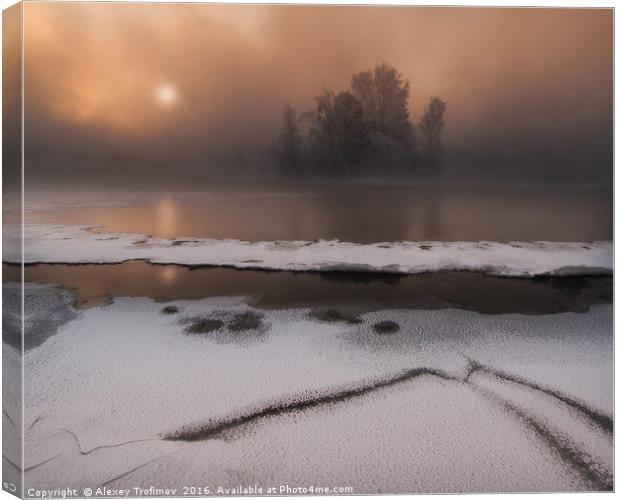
left=276, top=102, right=304, bottom=174
left=307, top=90, right=368, bottom=175
left=331, top=91, right=368, bottom=167
left=273, top=63, right=431, bottom=177
left=419, top=97, right=446, bottom=174
left=351, top=63, right=411, bottom=143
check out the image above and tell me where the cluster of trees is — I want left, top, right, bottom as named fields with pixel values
left=273, top=63, right=446, bottom=177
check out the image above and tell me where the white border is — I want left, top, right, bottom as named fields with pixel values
left=0, top=2, right=615, bottom=500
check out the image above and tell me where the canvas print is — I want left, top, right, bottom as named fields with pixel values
left=2, top=2, right=613, bottom=497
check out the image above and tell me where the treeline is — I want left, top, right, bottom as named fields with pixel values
left=273, top=63, right=446, bottom=177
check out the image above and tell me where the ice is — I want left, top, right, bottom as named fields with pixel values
left=3, top=283, right=77, bottom=350
left=470, top=371, right=613, bottom=485
left=12, top=223, right=614, bottom=277
left=102, top=379, right=584, bottom=494
left=3, top=343, right=23, bottom=494
left=20, top=291, right=613, bottom=493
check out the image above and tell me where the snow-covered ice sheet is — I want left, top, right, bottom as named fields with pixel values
left=8, top=223, right=614, bottom=277
left=18, top=293, right=613, bottom=493
left=3, top=343, right=23, bottom=493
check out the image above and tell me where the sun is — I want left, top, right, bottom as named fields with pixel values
left=156, top=84, right=177, bottom=106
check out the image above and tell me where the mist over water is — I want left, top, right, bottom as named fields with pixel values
left=10, top=4, right=612, bottom=187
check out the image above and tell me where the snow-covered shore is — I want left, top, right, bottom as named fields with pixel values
left=9, top=290, right=612, bottom=493
left=6, top=223, right=613, bottom=277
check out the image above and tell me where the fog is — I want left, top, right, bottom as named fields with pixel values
left=15, top=3, right=613, bottom=186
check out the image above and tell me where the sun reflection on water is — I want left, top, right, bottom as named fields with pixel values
left=159, top=266, right=179, bottom=284
left=156, top=200, right=179, bottom=238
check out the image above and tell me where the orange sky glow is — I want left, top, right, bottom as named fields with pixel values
left=16, top=3, right=612, bottom=182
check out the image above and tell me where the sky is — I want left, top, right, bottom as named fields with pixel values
left=14, top=3, right=614, bottom=185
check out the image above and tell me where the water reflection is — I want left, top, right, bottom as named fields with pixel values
left=157, top=199, right=179, bottom=237
left=36, top=184, right=612, bottom=242
left=159, top=265, right=179, bottom=284
left=9, top=262, right=612, bottom=315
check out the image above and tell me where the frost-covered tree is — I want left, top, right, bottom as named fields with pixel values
left=351, top=63, right=411, bottom=143
left=276, top=102, right=304, bottom=175
left=331, top=91, right=368, bottom=168
left=307, top=90, right=368, bottom=175
left=419, top=97, right=446, bottom=174
left=272, top=63, right=434, bottom=178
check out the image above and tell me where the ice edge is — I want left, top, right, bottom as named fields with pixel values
left=7, top=224, right=614, bottom=277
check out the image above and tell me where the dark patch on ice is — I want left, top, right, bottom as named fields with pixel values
left=473, top=242, right=494, bottom=250
left=310, top=308, right=363, bottom=325
left=372, top=320, right=400, bottom=334
left=270, top=241, right=307, bottom=251
left=241, top=259, right=263, bottom=264
left=228, top=311, right=264, bottom=332
left=419, top=244, right=432, bottom=250
left=180, top=310, right=268, bottom=344
left=163, top=367, right=456, bottom=441
left=185, top=318, right=225, bottom=335
left=171, top=240, right=198, bottom=246
left=160, top=305, right=179, bottom=315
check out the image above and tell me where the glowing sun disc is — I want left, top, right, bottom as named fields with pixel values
left=156, top=84, right=177, bottom=105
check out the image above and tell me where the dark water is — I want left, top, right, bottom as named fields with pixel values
left=6, top=262, right=612, bottom=315
left=38, top=184, right=613, bottom=242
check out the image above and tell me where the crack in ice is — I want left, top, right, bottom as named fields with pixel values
left=470, top=384, right=613, bottom=491
left=464, top=358, right=613, bottom=434
left=55, top=428, right=162, bottom=456
left=162, top=368, right=456, bottom=441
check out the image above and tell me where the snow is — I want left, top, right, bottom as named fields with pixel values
left=10, top=223, right=613, bottom=277
left=18, top=292, right=612, bottom=493
left=470, top=371, right=613, bottom=485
